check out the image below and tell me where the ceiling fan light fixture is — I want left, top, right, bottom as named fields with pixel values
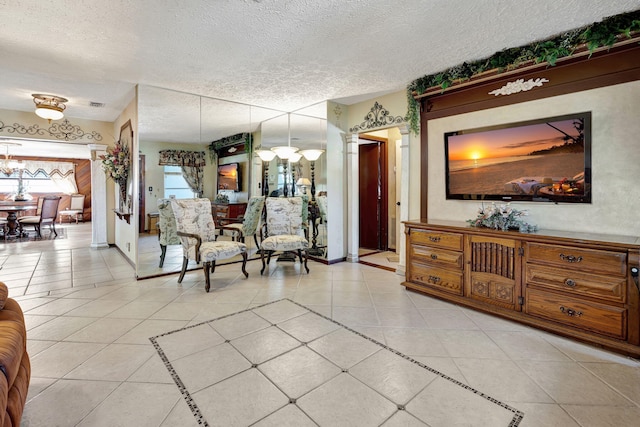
left=32, top=94, right=68, bottom=122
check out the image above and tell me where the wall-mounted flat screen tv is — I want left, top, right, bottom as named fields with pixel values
left=444, top=112, right=591, bottom=203
left=217, top=162, right=241, bottom=191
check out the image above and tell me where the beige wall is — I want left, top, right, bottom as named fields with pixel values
left=0, top=108, right=114, bottom=158
left=139, top=140, right=217, bottom=227
left=113, top=93, right=137, bottom=262
left=427, top=80, right=640, bottom=237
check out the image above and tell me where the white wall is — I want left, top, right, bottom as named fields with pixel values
left=326, top=101, right=347, bottom=261
left=427, top=80, right=640, bottom=237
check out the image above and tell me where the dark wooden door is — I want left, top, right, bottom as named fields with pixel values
left=358, top=138, right=388, bottom=250
left=138, top=154, right=146, bottom=233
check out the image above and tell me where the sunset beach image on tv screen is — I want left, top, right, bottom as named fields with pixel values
left=444, top=112, right=591, bottom=202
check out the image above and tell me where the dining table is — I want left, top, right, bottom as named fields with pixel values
left=0, top=204, right=37, bottom=238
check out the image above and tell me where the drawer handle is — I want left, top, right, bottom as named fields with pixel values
left=428, top=275, right=441, bottom=284
left=559, top=306, right=582, bottom=317
left=559, top=253, right=583, bottom=263
left=430, top=254, right=438, bottom=260
left=429, top=236, right=441, bottom=243
left=564, top=278, right=576, bottom=288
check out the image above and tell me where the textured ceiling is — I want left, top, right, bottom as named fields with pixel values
left=1, top=0, right=639, bottom=138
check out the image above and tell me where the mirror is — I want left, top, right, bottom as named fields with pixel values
left=136, top=87, right=329, bottom=278
left=136, top=85, right=284, bottom=278
left=256, top=103, right=328, bottom=259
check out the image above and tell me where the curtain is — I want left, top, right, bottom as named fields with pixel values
left=23, top=160, right=78, bottom=194
left=158, top=150, right=206, bottom=196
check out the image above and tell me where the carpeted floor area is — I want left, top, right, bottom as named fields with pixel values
left=151, top=299, right=523, bottom=426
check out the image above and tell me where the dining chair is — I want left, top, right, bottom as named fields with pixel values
left=219, top=196, right=265, bottom=247
left=15, top=197, right=44, bottom=222
left=18, top=196, right=61, bottom=238
left=58, top=194, right=85, bottom=224
left=259, top=197, right=309, bottom=275
left=156, top=198, right=181, bottom=267
left=170, top=198, right=248, bottom=292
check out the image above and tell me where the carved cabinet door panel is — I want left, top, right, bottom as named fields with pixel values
left=465, top=235, right=522, bottom=311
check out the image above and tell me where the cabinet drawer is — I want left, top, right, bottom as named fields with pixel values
left=526, top=265, right=626, bottom=303
left=410, top=245, right=463, bottom=270
left=409, top=263, right=463, bottom=295
left=526, top=243, right=627, bottom=276
left=525, top=289, right=626, bottom=339
left=410, top=229, right=463, bottom=251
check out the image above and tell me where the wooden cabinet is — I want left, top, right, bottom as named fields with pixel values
left=524, top=241, right=629, bottom=340
left=403, top=221, right=640, bottom=356
left=408, top=229, right=464, bottom=295
left=211, top=202, right=247, bottom=227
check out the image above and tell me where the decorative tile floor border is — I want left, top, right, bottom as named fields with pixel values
left=150, top=298, right=524, bottom=426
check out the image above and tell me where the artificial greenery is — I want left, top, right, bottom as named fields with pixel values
left=406, top=9, right=640, bottom=135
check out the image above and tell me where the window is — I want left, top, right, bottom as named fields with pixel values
left=0, top=170, right=60, bottom=194
left=163, top=166, right=196, bottom=199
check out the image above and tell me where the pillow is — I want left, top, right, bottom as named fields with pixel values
left=0, top=282, right=8, bottom=310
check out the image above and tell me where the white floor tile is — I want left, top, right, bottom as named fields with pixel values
left=12, top=227, right=638, bottom=425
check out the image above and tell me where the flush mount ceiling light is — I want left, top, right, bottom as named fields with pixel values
left=32, top=94, right=68, bottom=122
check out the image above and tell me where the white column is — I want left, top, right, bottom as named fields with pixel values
left=396, top=125, right=410, bottom=276
left=346, top=133, right=359, bottom=262
left=88, top=144, right=109, bottom=248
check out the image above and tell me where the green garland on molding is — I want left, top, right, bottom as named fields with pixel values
left=405, top=9, right=640, bottom=135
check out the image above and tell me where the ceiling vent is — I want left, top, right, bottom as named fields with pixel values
left=89, top=101, right=105, bottom=108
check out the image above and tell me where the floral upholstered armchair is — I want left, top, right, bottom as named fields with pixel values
left=219, top=196, right=265, bottom=247
left=157, top=198, right=181, bottom=267
left=170, top=198, right=248, bottom=292
left=259, top=197, right=309, bottom=275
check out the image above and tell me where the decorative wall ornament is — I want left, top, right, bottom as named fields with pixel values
left=488, top=78, right=550, bottom=96
left=349, top=102, right=405, bottom=133
left=0, top=119, right=103, bottom=141
left=208, top=133, right=251, bottom=161
left=333, top=104, right=343, bottom=128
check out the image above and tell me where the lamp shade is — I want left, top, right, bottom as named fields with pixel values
left=35, top=105, right=64, bottom=121
left=296, top=178, right=311, bottom=187
left=300, top=149, right=324, bottom=161
left=288, top=152, right=302, bottom=163
left=255, top=150, right=277, bottom=161
left=271, top=146, right=299, bottom=160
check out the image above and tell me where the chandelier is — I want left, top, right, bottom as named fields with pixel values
left=1, top=143, right=24, bottom=176
left=32, top=94, right=68, bottom=122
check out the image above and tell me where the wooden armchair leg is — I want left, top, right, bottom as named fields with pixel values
left=303, top=249, right=309, bottom=273
left=260, top=249, right=267, bottom=275
left=241, top=252, right=249, bottom=278
left=203, top=261, right=211, bottom=292
left=178, top=257, right=189, bottom=283
left=159, top=245, right=167, bottom=267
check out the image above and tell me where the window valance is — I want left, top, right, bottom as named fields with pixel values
left=158, top=150, right=207, bottom=167
left=22, top=160, right=75, bottom=178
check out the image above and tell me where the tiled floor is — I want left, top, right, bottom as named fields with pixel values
left=2, top=223, right=639, bottom=426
